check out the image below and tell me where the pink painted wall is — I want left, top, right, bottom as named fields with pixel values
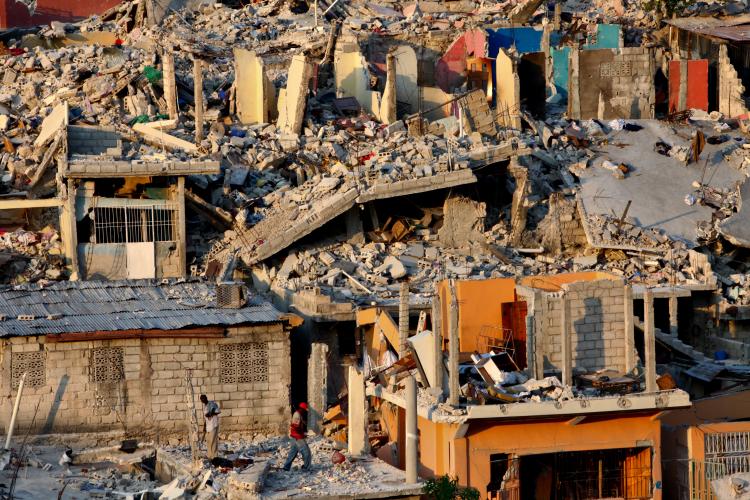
left=0, top=0, right=121, bottom=28
left=435, top=29, right=487, bottom=93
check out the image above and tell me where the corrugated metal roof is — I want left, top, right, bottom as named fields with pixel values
left=0, top=280, right=283, bottom=338
left=665, top=15, right=750, bottom=41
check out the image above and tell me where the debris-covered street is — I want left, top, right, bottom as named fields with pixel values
left=0, top=0, right=749, bottom=498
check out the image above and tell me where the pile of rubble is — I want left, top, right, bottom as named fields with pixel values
left=0, top=226, right=67, bottom=283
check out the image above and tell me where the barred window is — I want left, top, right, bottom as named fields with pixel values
left=219, top=342, right=268, bottom=384
left=11, top=351, right=46, bottom=389
left=90, top=347, right=124, bottom=383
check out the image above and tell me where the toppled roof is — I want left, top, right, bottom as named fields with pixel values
left=0, top=280, right=283, bottom=337
left=665, top=15, right=750, bottom=41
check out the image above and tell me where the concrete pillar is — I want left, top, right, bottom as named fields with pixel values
left=405, top=375, right=418, bottom=484
left=448, top=280, right=460, bottom=407
left=60, top=178, right=80, bottom=280
left=669, top=295, right=679, bottom=337
left=553, top=2, right=561, bottom=31
left=399, top=281, right=409, bottom=358
left=307, top=342, right=328, bottom=433
left=643, top=289, right=658, bottom=393
left=525, top=313, right=535, bottom=379
left=162, top=50, right=178, bottom=119
left=193, top=58, right=204, bottom=144
left=380, top=51, right=397, bottom=124
left=624, top=285, right=636, bottom=373
left=561, top=293, right=572, bottom=387
left=347, top=365, right=369, bottom=456
left=176, top=176, right=187, bottom=277
left=431, top=295, right=443, bottom=395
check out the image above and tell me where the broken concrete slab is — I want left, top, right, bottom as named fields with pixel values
left=577, top=120, right=746, bottom=247
left=277, top=54, right=313, bottom=134
left=132, top=122, right=199, bottom=153
left=719, top=178, right=750, bottom=247
left=34, top=101, right=68, bottom=147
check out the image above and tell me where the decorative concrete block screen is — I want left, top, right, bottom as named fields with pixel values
left=219, top=342, right=269, bottom=384
left=90, top=347, right=125, bottom=383
left=11, top=351, right=46, bottom=388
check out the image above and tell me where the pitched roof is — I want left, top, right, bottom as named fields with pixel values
left=0, top=280, right=283, bottom=337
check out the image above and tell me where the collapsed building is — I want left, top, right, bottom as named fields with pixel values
left=0, top=0, right=749, bottom=497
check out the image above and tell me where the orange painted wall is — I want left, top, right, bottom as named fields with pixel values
left=411, top=414, right=663, bottom=498
left=438, top=278, right=517, bottom=352
left=437, top=273, right=619, bottom=353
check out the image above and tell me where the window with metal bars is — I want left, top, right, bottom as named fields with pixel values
left=705, top=431, right=750, bottom=476
left=92, top=204, right=177, bottom=244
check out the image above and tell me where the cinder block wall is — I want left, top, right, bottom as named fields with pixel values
left=67, top=125, right=121, bottom=156
left=569, top=47, right=655, bottom=120
left=541, top=279, right=627, bottom=373
left=0, top=324, right=290, bottom=437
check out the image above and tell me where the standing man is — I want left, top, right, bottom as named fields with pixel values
left=200, top=394, right=220, bottom=460
left=283, top=402, right=311, bottom=471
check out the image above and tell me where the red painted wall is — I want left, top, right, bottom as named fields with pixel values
left=0, top=0, right=121, bottom=28
left=435, top=29, right=487, bottom=93
left=668, top=59, right=709, bottom=113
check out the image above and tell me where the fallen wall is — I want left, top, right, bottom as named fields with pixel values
left=234, top=49, right=273, bottom=125
left=335, top=38, right=382, bottom=118
left=568, top=47, right=655, bottom=120
left=0, top=325, right=291, bottom=435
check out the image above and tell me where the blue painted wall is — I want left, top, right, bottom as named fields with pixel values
left=551, top=24, right=622, bottom=98
left=486, top=27, right=543, bottom=57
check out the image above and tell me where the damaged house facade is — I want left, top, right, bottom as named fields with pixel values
left=354, top=273, right=690, bottom=499
left=0, top=280, right=293, bottom=436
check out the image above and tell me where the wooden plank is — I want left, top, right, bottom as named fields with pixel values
left=0, top=198, right=63, bottom=209
left=45, top=327, right=225, bottom=343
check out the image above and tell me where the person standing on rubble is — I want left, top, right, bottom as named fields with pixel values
left=200, top=394, right=221, bottom=460
left=283, top=402, right=311, bottom=471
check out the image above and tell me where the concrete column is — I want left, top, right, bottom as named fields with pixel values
left=624, top=284, right=636, bottom=373
left=525, top=313, right=535, bottom=379
left=553, top=2, right=561, bottom=31
left=643, top=289, right=658, bottom=393
left=431, top=295, right=443, bottom=395
left=405, top=375, right=418, bottom=484
left=176, top=176, right=187, bottom=277
left=380, top=51, right=397, bottom=124
left=162, top=50, right=178, bottom=119
left=561, top=293, right=572, bottom=387
left=399, top=281, right=409, bottom=358
left=669, top=295, right=679, bottom=337
left=193, top=58, right=204, bottom=144
left=347, top=365, right=369, bottom=456
left=448, top=280, right=460, bottom=407
left=60, top=178, right=80, bottom=280
left=307, top=343, right=328, bottom=433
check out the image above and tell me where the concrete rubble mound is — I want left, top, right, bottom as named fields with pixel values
left=2, top=0, right=750, bottom=498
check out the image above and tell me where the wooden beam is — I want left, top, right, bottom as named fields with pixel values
left=0, top=198, right=63, bottom=209
left=45, top=327, right=226, bottom=343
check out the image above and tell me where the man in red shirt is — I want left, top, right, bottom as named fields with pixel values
left=283, top=402, right=311, bottom=471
